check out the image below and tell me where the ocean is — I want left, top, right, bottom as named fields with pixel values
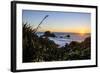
left=36, top=32, right=90, bottom=48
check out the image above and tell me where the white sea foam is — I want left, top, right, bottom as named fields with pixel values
left=36, top=32, right=90, bottom=48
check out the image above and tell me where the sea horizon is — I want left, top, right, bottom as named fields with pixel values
left=36, top=31, right=91, bottom=35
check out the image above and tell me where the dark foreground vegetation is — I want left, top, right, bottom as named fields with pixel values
left=23, top=23, right=91, bottom=63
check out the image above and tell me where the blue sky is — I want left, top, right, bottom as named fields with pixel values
left=22, top=10, right=91, bottom=33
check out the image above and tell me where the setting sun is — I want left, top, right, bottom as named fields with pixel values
left=79, top=29, right=86, bottom=36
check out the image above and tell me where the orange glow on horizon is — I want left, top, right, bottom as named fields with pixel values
left=79, top=30, right=87, bottom=36
left=38, top=27, right=90, bottom=34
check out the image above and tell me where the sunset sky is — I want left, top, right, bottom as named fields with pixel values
left=22, top=10, right=91, bottom=33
